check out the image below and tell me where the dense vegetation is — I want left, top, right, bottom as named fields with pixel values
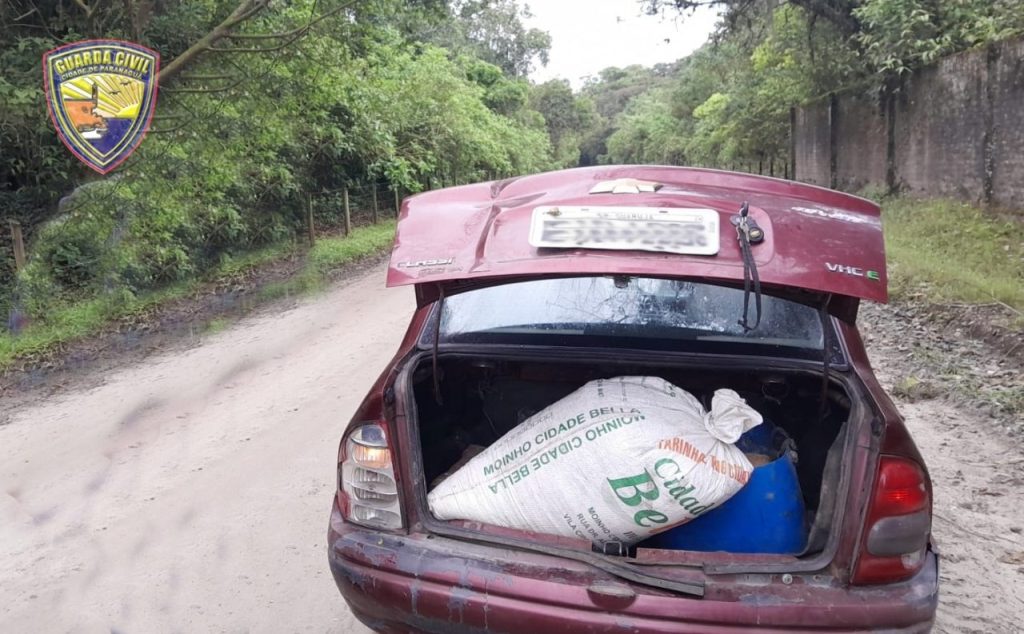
left=586, top=0, right=1024, bottom=169
left=0, top=0, right=562, bottom=321
left=3, top=0, right=1023, bottom=351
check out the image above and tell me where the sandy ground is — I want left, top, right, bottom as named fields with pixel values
left=2, top=262, right=1022, bottom=633
left=864, top=335, right=1024, bottom=634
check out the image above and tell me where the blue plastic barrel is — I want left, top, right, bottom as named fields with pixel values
left=646, top=423, right=806, bottom=554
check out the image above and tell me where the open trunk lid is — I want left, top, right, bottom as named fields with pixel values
left=387, top=166, right=886, bottom=322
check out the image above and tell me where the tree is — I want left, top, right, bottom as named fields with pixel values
left=463, top=58, right=530, bottom=115
left=529, top=80, right=595, bottom=167
left=575, top=64, right=677, bottom=165
left=605, top=88, right=688, bottom=165
left=596, top=0, right=1024, bottom=177
left=853, top=0, right=1024, bottom=76
left=641, top=0, right=862, bottom=34
left=451, top=0, right=552, bottom=77
left=0, top=0, right=558, bottom=318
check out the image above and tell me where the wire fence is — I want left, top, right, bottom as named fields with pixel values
left=689, top=156, right=791, bottom=180
left=0, top=178, right=406, bottom=321
left=306, top=180, right=401, bottom=241
left=3, top=151, right=796, bottom=307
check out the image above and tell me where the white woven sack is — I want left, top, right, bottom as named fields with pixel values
left=428, top=376, right=762, bottom=546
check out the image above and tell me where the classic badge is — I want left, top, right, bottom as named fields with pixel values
left=43, top=40, right=160, bottom=174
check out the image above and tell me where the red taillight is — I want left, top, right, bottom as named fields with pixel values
left=852, top=456, right=931, bottom=585
left=338, top=422, right=405, bottom=530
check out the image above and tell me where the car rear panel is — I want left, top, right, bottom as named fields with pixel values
left=332, top=216, right=938, bottom=630
left=329, top=509, right=938, bottom=633
left=330, top=339, right=938, bottom=632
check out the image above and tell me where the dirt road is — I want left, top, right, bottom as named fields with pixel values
left=1, top=265, right=405, bottom=632
left=2, top=263, right=1022, bottom=633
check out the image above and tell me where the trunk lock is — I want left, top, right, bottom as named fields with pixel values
left=730, top=212, right=765, bottom=243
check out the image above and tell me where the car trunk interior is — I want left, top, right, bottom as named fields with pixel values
left=407, top=350, right=856, bottom=561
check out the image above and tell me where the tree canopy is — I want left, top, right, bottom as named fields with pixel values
left=4, top=0, right=1023, bottom=325
left=590, top=0, right=1024, bottom=170
left=0, top=0, right=558, bottom=318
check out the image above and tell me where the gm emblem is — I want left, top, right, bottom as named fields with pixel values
left=589, top=178, right=663, bottom=194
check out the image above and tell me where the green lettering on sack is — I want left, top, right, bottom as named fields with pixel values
left=634, top=509, right=669, bottom=527
left=678, top=496, right=702, bottom=511
left=607, top=470, right=660, bottom=507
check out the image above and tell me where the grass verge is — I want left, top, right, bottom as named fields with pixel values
left=0, top=220, right=396, bottom=371
left=876, top=197, right=1023, bottom=422
left=259, top=220, right=398, bottom=299
left=882, top=197, right=1024, bottom=314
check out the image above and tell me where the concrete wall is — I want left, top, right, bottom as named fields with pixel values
left=892, top=48, right=989, bottom=200
left=991, top=38, right=1024, bottom=208
left=792, top=102, right=831, bottom=187
left=792, top=37, right=1024, bottom=208
left=834, top=96, right=888, bottom=193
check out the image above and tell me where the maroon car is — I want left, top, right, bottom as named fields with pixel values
left=328, top=166, right=938, bottom=633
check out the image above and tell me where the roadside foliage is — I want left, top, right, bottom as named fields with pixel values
left=596, top=0, right=1024, bottom=170
left=0, top=0, right=559, bottom=325
left=3, top=0, right=1024, bottom=354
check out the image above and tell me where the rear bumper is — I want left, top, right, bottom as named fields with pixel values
left=328, top=509, right=937, bottom=634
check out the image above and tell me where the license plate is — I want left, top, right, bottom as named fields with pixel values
left=528, top=206, right=720, bottom=256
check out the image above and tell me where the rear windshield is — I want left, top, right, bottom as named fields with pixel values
left=429, top=277, right=831, bottom=359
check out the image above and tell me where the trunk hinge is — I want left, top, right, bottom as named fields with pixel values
left=594, top=541, right=636, bottom=558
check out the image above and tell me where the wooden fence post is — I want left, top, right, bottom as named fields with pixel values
left=306, top=194, right=315, bottom=246
left=789, top=106, right=797, bottom=181
left=394, top=188, right=400, bottom=217
left=371, top=186, right=379, bottom=224
left=8, top=220, right=26, bottom=272
left=343, top=186, right=352, bottom=236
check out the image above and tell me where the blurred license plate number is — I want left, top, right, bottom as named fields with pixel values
left=529, top=206, right=720, bottom=256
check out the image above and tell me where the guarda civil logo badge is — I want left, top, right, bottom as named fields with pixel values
left=43, top=40, right=160, bottom=174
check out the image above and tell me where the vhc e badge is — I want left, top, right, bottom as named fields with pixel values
left=44, top=40, right=160, bottom=174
